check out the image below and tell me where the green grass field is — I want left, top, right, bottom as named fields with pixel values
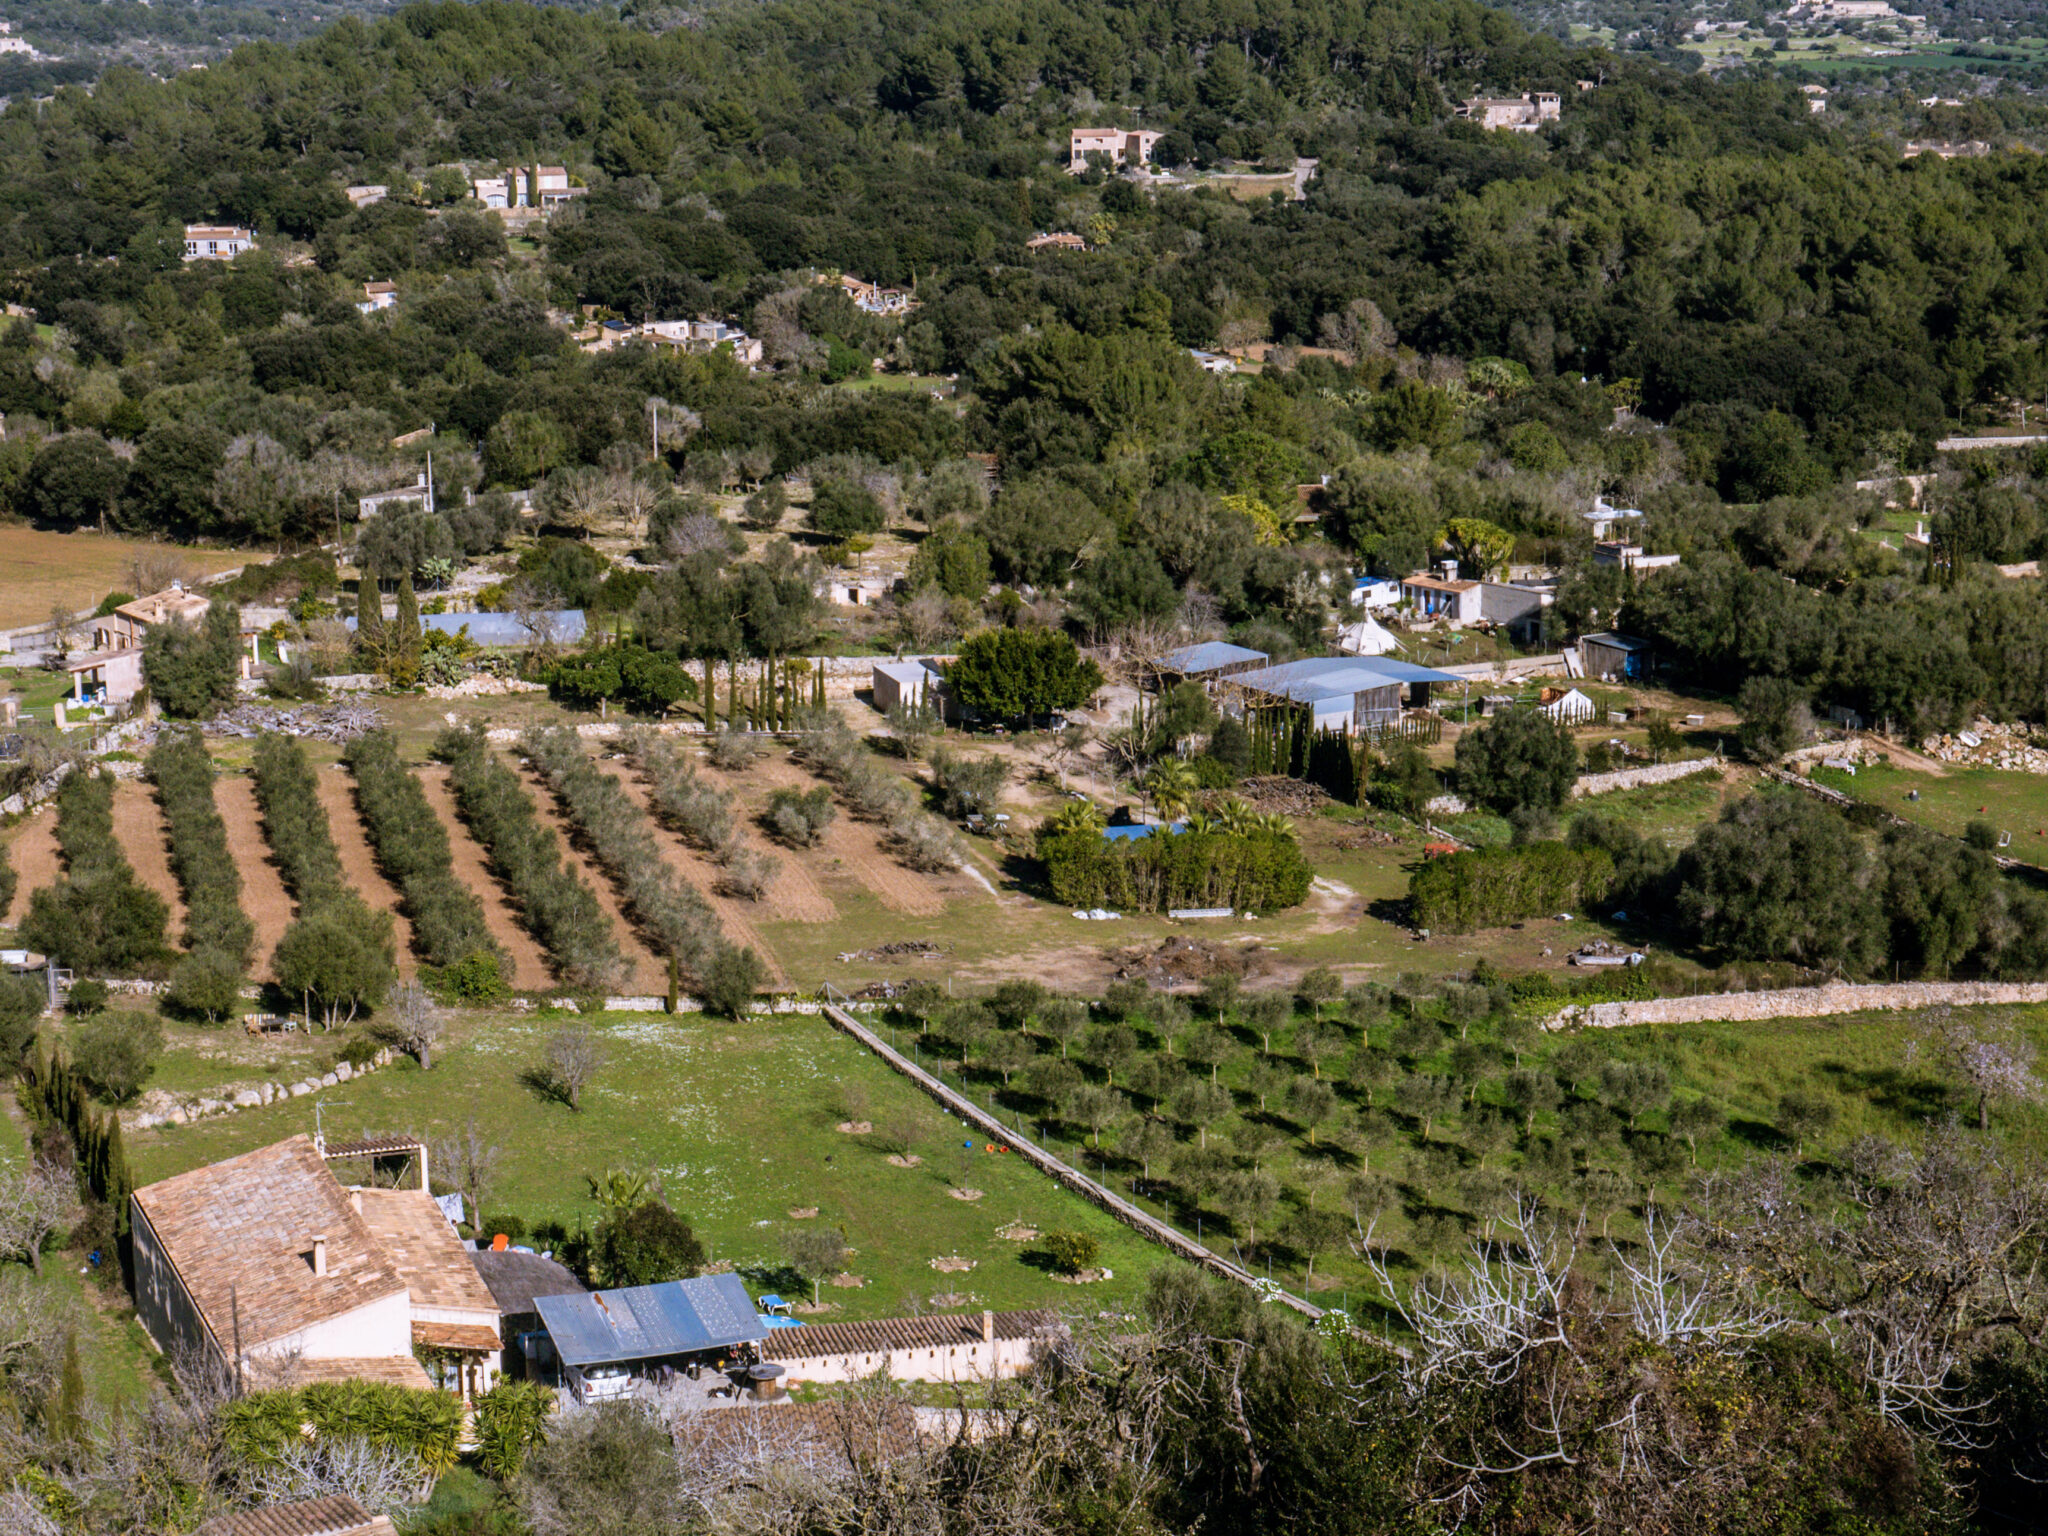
left=122, top=1006, right=1172, bottom=1320
left=1812, top=761, right=2048, bottom=866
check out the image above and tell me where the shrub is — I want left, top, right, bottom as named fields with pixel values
left=72, top=1009, right=163, bottom=1103
left=767, top=786, right=836, bottom=848
left=66, top=979, right=109, bottom=1015
left=1454, top=709, right=1578, bottom=817
left=166, top=947, right=246, bottom=1023
left=706, top=729, right=764, bottom=771
left=947, top=627, right=1103, bottom=724
left=627, top=733, right=737, bottom=853
left=805, top=478, right=884, bottom=537
left=142, top=601, right=241, bottom=719
left=1042, top=1230, right=1100, bottom=1275
left=931, top=749, right=1009, bottom=818
left=432, top=950, right=511, bottom=1004
left=252, top=733, right=347, bottom=908
left=890, top=816, right=961, bottom=872
left=222, top=1382, right=462, bottom=1476
left=1408, top=844, right=1615, bottom=933
left=595, top=1201, right=705, bottom=1288
left=714, top=848, right=778, bottom=901
left=475, top=1381, right=553, bottom=1480
left=697, top=943, right=766, bottom=1020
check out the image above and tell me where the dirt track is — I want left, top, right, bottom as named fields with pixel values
left=602, top=763, right=787, bottom=985
left=511, top=760, right=664, bottom=994
left=415, top=767, right=553, bottom=991
left=111, top=779, right=188, bottom=947
left=2, top=806, right=60, bottom=928
left=729, top=755, right=947, bottom=918
left=315, top=765, right=414, bottom=974
left=214, top=776, right=294, bottom=981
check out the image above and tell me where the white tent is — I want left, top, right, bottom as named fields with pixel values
left=1336, top=617, right=1403, bottom=657
left=1540, top=687, right=1596, bottom=724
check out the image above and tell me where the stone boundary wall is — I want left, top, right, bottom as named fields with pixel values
left=1548, top=980, right=2048, bottom=1032
left=1425, top=755, right=1721, bottom=817
left=129, top=1046, right=401, bottom=1130
left=818, top=1000, right=1323, bottom=1321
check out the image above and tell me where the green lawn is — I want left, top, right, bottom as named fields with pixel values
left=1813, top=761, right=2048, bottom=867
left=124, top=1006, right=1176, bottom=1320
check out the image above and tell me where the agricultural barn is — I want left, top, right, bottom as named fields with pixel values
left=1579, top=632, right=1654, bottom=682
left=1231, top=655, right=1463, bottom=731
left=129, top=1135, right=502, bottom=1397
left=1152, top=640, right=1270, bottom=690
left=760, top=1308, right=1064, bottom=1386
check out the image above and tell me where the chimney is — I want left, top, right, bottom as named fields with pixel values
left=349, top=1189, right=362, bottom=1215
left=981, top=1309, right=994, bottom=1344
left=311, top=1235, right=328, bottom=1276
left=1439, top=559, right=1459, bottom=581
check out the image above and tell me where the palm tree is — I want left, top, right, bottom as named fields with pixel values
left=1144, top=758, right=1197, bottom=822
left=1217, top=799, right=1257, bottom=836
left=586, top=1168, right=652, bottom=1211
left=1047, top=801, right=1106, bottom=837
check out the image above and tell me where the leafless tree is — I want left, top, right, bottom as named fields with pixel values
left=1908, top=1007, right=2042, bottom=1128
left=546, top=1022, right=606, bottom=1111
left=0, top=1158, right=75, bottom=1276
left=431, top=1116, right=504, bottom=1231
left=385, top=979, right=443, bottom=1070
left=240, top=1436, right=423, bottom=1520
left=895, top=588, right=957, bottom=651
left=663, top=512, right=730, bottom=563
left=0, top=1269, right=71, bottom=1396
left=129, top=549, right=193, bottom=597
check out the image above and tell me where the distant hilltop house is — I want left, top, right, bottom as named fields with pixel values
left=357, top=281, right=398, bottom=314
left=831, top=273, right=916, bottom=316
left=1026, top=230, right=1088, bottom=252
left=1593, top=540, right=1682, bottom=575
left=358, top=469, right=434, bottom=521
left=1786, top=1, right=1925, bottom=22
left=576, top=315, right=764, bottom=365
left=1068, top=127, right=1163, bottom=174
left=1802, top=84, right=1830, bottom=113
left=1188, top=349, right=1237, bottom=374
left=471, top=164, right=586, bottom=212
left=1584, top=494, right=1645, bottom=541
left=344, top=184, right=388, bottom=209
left=1455, top=93, right=1561, bottom=133
left=183, top=224, right=257, bottom=261
left=1904, top=140, right=1991, bottom=159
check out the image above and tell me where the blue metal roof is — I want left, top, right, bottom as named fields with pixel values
left=344, top=610, right=586, bottom=646
left=534, top=1273, right=764, bottom=1366
left=1156, top=641, right=1268, bottom=675
left=1234, top=655, right=1462, bottom=702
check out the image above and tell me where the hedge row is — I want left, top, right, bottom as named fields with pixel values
left=435, top=725, right=621, bottom=992
left=1408, top=844, right=1616, bottom=934
left=1038, top=827, right=1314, bottom=913
left=521, top=726, right=730, bottom=988
left=343, top=730, right=504, bottom=973
left=20, top=770, right=171, bottom=976
left=146, top=727, right=256, bottom=967
left=251, top=732, right=347, bottom=910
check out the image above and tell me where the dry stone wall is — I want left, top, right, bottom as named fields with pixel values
left=1548, top=980, right=2048, bottom=1032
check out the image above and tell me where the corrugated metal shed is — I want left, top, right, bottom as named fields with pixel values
left=1155, top=641, right=1269, bottom=676
left=535, top=1273, right=763, bottom=1366
left=1233, top=655, right=1460, bottom=702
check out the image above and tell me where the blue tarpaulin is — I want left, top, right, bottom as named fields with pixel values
left=534, top=1273, right=764, bottom=1366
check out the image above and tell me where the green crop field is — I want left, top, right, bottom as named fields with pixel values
left=1812, top=761, right=2048, bottom=867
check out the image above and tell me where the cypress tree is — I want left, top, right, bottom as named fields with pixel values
left=52, top=1331, right=84, bottom=1442
left=393, top=574, right=423, bottom=666
left=702, top=656, right=717, bottom=728
left=356, top=564, right=384, bottom=660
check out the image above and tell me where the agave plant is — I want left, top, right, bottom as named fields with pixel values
left=1047, top=800, right=1107, bottom=836
left=586, top=1167, right=653, bottom=1211
left=1256, top=811, right=1296, bottom=838
left=1181, top=810, right=1217, bottom=835
left=1216, top=798, right=1258, bottom=836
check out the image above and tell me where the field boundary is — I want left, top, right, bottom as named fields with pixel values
left=817, top=993, right=1323, bottom=1320
left=1549, top=979, right=2048, bottom=1031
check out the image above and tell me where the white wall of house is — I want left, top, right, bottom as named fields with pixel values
left=261, top=1289, right=415, bottom=1364
left=775, top=1334, right=1042, bottom=1386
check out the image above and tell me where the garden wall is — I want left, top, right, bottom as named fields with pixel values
left=1548, top=980, right=2048, bottom=1032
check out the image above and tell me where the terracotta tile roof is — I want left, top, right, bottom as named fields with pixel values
left=470, top=1249, right=586, bottom=1315
left=198, top=1497, right=395, bottom=1536
left=132, top=1136, right=406, bottom=1353
left=290, top=1355, right=434, bottom=1390
left=760, top=1309, right=1063, bottom=1363
left=413, top=1321, right=502, bottom=1351
left=352, top=1189, right=500, bottom=1317
left=114, top=587, right=212, bottom=628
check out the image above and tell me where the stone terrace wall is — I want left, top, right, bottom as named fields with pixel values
left=1549, top=980, right=2048, bottom=1032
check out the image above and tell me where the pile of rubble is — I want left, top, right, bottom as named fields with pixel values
left=133, top=701, right=387, bottom=746
left=835, top=940, right=949, bottom=963
left=1228, top=776, right=1335, bottom=814
left=1920, top=720, right=2048, bottom=773
left=1109, top=935, right=1271, bottom=989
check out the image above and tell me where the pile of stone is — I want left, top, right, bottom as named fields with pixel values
left=159, top=701, right=387, bottom=744
left=1920, top=720, right=2048, bottom=773
left=128, top=1047, right=397, bottom=1130
left=423, top=674, right=548, bottom=701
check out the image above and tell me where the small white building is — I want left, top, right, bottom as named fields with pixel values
left=872, top=657, right=947, bottom=714
left=1455, top=93, right=1561, bottom=133
left=761, top=1309, right=1063, bottom=1386
left=1189, top=349, right=1238, bottom=374
left=344, top=184, right=389, bottom=209
left=358, top=281, right=398, bottom=314
left=184, top=224, right=257, bottom=261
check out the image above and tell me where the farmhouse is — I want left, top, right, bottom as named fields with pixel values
left=640, top=318, right=765, bottom=365
left=469, top=1245, right=587, bottom=1383
left=357, top=471, right=433, bottom=520
left=129, top=1134, right=502, bottom=1396
left=184, top=224, right=257, bottom=261
left=1068, top=127, right=1163, bottom=173
left=357, top=281, right=398, bottom=314
left=343, top=184, right=388, bottom=209
left=760, top=1308, right=1064, bottom=1386
left=872, top=657, right=949, bottom=715
left=1578, top=631, right=1654, bottom=682
left=1151, top=640, right=1270, bottom=690
left=1026, top=231, right=1088, bottom=252
left=472, top=165, right=586, bottom=211
left=1399, top=567, right=1548, bottom=636
left=1231, top=654, right=1463, bottom=731
left=1454, top=93, right=1560, bottom=132
left=64, top=582, right=213, bottom=704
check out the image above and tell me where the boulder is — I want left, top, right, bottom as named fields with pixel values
left=335, top=1061, right=353, bottom=1081
left=232, top=1089, right=264, bottom=1109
